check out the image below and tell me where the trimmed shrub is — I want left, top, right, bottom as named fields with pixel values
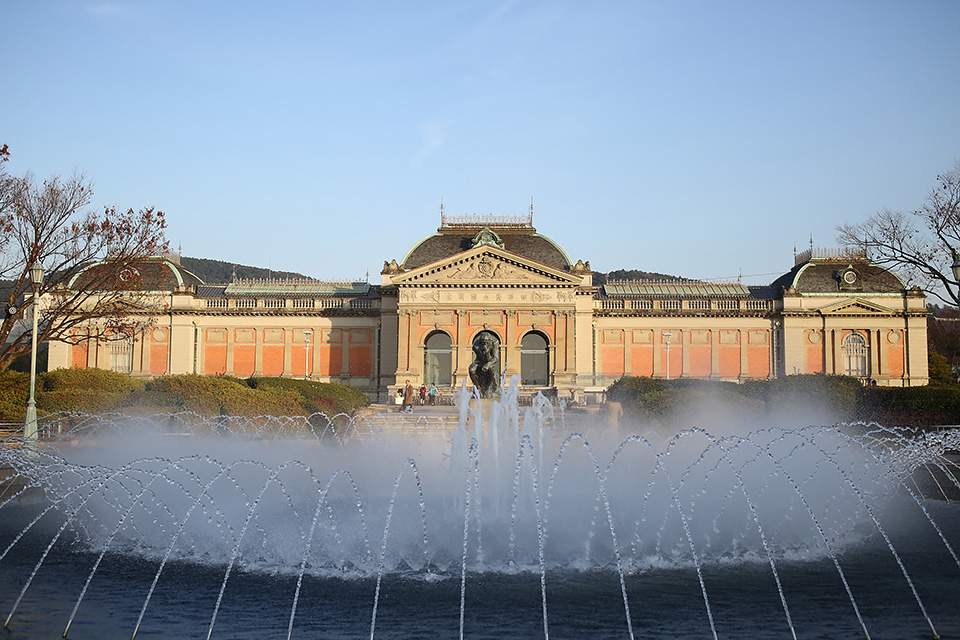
left=856, top=386, right=960, bottom=427
left=0, top=370, right=30, bottom=421
left=246, top=377, right=370, bottom=415
left=143, top=375, right=295, bottom=417
left=42, top=368, right=145, bottom=393
left=607, top=374, right=863, bottom=427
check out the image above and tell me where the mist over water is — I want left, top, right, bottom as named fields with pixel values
left=1, top=383, right=958, bottom=639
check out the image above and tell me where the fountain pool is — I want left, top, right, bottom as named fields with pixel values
left=0, top=385, right=958, bottom=640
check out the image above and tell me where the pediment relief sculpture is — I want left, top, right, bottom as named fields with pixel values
left=447, top=255, right=530, bottom=281
left=818, top=298, right=895, bottom=316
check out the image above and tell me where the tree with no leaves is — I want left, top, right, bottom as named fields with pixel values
left=0, top=145, right=169, bottom=372
left=836, top=160, right=960, bottom=307
left=837, top=161, right=960, bottom=306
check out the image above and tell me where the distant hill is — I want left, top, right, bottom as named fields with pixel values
left=593, top=269, right=684, bottom=286
left=179, top=257, right=309, bottom=284
left=175, top=256, right=682, bottom=287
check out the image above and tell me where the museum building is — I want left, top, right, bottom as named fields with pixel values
left=47, top=213, right=930, bottom=401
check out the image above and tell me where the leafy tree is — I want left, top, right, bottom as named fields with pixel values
left=0, top=145, right=168, bottom=372
left=836, top=160, right=960, bottom=306
left=928, top=349, right=955, bottom=385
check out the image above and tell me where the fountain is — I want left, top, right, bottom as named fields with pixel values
left=0, top=378, right=958, bottom=639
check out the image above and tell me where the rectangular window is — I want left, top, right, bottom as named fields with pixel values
left=111, top=339, right=133, bottom=374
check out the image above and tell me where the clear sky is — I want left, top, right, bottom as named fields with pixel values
left=5, top=1, right=960, bottom=284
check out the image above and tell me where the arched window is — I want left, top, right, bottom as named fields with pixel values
left=521, top=331, right=549, bottom=386
left=842, top=332, right=868, bottom=378
left=424, top=332, right=453, bottom=386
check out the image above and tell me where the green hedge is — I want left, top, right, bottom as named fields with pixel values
left=0, top=370, right=30, bottom=421
left=608, top=374, right=864, bottom=427
left=0, top=369, right=371, bottom=422
left=856, top=386, right=960, bottom=427
left=608, top=374, right=960, bottom=428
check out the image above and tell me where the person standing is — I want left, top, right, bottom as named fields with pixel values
left=428, top=384, right=438, bottom=406
left=403, top=380, right=415, bottom=413
left=419, top=384, right=427, bottom=406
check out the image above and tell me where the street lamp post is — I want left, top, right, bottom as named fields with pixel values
left=24, top=262, right=44, bottom=452
left=304, top=330, right=312, bottom=380
left=951, top=252, right=960, bottom=381
left=663, top=331, right=673, bottom=380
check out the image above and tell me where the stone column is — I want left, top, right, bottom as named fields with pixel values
left=407, top=310, right=419, bottom=378
left=397, top=311, right=410, bottom=373
left=681, top=330, right=690, bottom=377
left=254, top=329, right=263, bottom=376
left=829, top=330, right=838, bottom=374
left=342, top=327, right=351, bottom=379
left=504, top=311, right=517, bottom=377
left=653, top=329, right=663, bottom=378
left=140, top=331, right=150, bottom=375
left=873, top=329, right=883, bottom=379
left=311, top=328, right=320, bottom=379
left=740, top=330, right=749, bottom=378
left=225, top=328, right=235, bottom=376
left=283, top=328, right=292, bottom=376
left=455, top=309, right=469, bottom=385
left=623, top=328, right=632, bottom=376
left=711, top=330, right=720, bottom=377
left=555, top=311, right=566, bottom=375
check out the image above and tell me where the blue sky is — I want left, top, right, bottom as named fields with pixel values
left=5, top=1, right=960, bottom=284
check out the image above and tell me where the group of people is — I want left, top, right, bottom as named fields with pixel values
left=396, top=380, right=439, bottom=412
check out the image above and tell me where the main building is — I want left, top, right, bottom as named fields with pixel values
left=48, top=212, right=930, bottom=401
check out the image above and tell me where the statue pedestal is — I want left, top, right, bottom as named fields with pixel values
left=603, top=401, right=622, bottom=433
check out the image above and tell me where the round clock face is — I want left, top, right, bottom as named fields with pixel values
left=843, top=270, right=858, bottom=284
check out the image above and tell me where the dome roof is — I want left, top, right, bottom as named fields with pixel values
left=401, top=223, right=572, bottom=271
left=68, top=255, right=204, bottom=292
left=771, top=250, right=905, bottom=294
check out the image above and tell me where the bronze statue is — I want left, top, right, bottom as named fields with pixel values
left=469, top=332, right=501, bottom=399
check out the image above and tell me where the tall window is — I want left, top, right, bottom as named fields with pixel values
left=843, top=332, right=868, bottom=377
left=111, top=334, right=133, bottom=374
left=521, top=331, right=549, bottom=386
left=424, top=332, right=453, bottom=386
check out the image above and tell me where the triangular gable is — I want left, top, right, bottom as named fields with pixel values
left=392, top=245, right=583, bottom=286
left=817, top=297, right=897, bottom=315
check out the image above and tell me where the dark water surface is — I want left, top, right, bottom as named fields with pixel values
left=2, top=497, right=957, bottom=640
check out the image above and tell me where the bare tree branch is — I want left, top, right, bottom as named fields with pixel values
left=836, top=160, right=960, bottom=307
left=0, top=146, right=169, bottom=371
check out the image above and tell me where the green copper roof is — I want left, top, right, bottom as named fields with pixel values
left=603, top=281, right=750, bottom=297
left=224, top=280, right=370, bottom=297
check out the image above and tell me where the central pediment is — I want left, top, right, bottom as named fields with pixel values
left=817, top=298, right=897, bottom=315
left=391, top=245, right=584, bottom=287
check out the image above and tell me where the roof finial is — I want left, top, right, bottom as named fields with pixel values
left=809, top=233, right=814, bottom=253
left=529, top=196, right=534, bottom=224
